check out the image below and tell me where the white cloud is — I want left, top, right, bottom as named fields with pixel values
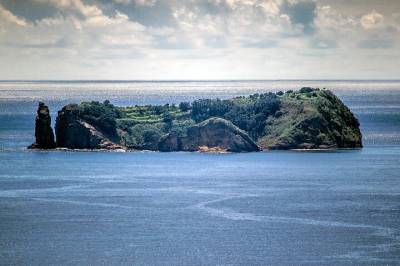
left=84, top=10, right=130, bottom=27
left=113, top=0, right=157, bottom=6
left=0, top=0, right=399, bottom=79
left=0, top=0, right=151, bottom=52
left=315, top=5, right=357, bottom=30
left=34, top=0, right=102, bottom=17
left=260, top=0, right=282, bottom=16
left=361, top=10, right=385, bottom=29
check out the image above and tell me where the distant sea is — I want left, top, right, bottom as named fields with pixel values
left=1, top=80, right=400, bottom=265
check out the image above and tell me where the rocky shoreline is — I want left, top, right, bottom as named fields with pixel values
left=28, top=88, right=362, bottom=152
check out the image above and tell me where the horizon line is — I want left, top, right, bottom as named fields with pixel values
left=1, top=79, right=400, bottom=83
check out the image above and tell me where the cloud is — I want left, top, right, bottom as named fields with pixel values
left=281, top=0, right=317, bottom=34
left=0, top=0, right=58, bottom=22
left=34, top=0, right=103, bottom=17
left=314, top=5, right=356, bottom=30
left=361, top=10, right=384, bottom=29
left=113, top=0, right=157, bottom=6
left=0, top=0, right=151, bottom=53
left=0, top=0, right=399, bottom=79
left=0, top=3, right=29, bottom=26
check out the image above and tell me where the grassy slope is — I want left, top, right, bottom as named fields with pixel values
left=116, top=105, right=194, bottom=149
left=258, top=89, right=362, bottom=149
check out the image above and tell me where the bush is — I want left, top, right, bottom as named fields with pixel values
left=219, top=93, right=280, bottom=139
left=179, top=102, right=191, bottom=112
left=275, top=111, right=283, bottom=118
left=162, top=112, right=173, bottom=124
left=125, top=124, right=163, bottom=150
left=191, top=98, right=232, bottom=122
left=299, top=87, right=314, bottom=93
left=78, top=101, right=121, bottom=137
left=117, top=118, right=137, bottom=130
left=153, top=105, right=164, bottom=115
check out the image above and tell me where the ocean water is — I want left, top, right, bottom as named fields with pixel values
left=0, top=80, right=400, bottom=265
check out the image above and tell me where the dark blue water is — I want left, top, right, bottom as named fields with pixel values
left=1, top=81, right=400, bottom=265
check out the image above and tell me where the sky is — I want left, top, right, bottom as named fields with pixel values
left=0, top=0, right=399, bottom=80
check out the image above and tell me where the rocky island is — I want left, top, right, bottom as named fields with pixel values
left=29, top=88, right=362, bottom=152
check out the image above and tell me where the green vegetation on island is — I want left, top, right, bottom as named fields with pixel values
left=30, top=88, right=362, bottom=152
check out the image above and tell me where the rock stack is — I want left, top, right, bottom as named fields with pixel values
left=28, top=102, right=56, bottom=149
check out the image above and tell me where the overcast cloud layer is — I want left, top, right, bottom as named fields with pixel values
left=0, top=0, right=399, bottom=80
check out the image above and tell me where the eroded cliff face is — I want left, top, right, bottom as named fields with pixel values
left=158, top=117, right=260, bottom=152
left=28, top=102, right=56, bottom=149
left=55, top=104, right=124, bottom=150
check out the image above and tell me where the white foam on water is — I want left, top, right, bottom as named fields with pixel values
left=193, top=195, right=263, bottom=221
left=192, top=194, right=398, bottom=242
left=31, top=197, right=134, bottom=209
left=0, top=184, right=88, bottom=197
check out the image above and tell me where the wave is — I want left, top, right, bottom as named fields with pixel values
left=30, top=197, right=134, bottom=209
left=192, top=194, right=398, bottom=242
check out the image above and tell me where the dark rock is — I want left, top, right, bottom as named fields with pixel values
left=55, top=104, right=125, bottom=150
left=28, top=102, right=56, bottom=149
left=159, top=117, right=260, bottom=152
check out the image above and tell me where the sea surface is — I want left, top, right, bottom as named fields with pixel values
left=0, top=80, right=400, bottom=265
